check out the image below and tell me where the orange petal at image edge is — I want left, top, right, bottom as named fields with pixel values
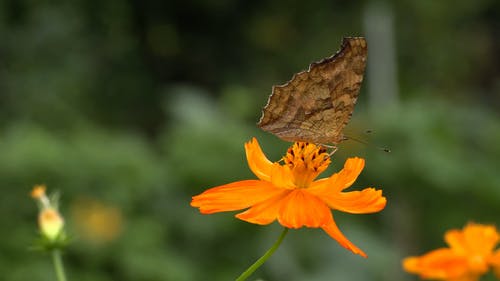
left=445, top=223, right=500, bottom=255
left=402, top=248, right=470, bottom=279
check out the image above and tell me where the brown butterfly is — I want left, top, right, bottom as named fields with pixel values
left=258, top=37, right=367, bottom=145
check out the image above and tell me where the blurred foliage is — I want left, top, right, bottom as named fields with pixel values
left=0, top=0, right=499, bottom=280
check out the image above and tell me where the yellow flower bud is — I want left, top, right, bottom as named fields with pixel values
left=38, top=207, right=64, bottom=241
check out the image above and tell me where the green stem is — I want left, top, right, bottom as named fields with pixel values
left=235, top=228, right=289, bottom=281
left=51, top=249, right=67, bottom=281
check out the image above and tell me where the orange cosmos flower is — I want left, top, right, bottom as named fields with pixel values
left=403, top=223, right=500, bottom=281
left=191, top=138, right=386, bottom=257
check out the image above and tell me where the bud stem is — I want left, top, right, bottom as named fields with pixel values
left=51, top=249, right=67, bottom=281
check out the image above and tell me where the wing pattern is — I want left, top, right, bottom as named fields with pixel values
left=258, top=37, right=367, bottom=144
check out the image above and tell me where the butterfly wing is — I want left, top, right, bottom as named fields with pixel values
left=258, top=37, right=367, bottom=144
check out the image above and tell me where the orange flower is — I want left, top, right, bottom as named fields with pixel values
left=191, top=138, right=386, bottom=257
left=403, top=223, right=500, bottom=280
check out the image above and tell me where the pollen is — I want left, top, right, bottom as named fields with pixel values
left=283, top=142, right=331, bottom=188
left=284, top=142, right=330, bottom=171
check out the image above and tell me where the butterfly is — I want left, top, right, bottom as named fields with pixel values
left=258, top=37, right=367, bottom=145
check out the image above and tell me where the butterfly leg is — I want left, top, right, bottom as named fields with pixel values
left=321, top=144, right=338, bottom=156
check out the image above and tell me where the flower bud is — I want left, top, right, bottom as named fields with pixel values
left=31, top=185, right=65, bottom=243
left=39, top=207, right=64, bottom=241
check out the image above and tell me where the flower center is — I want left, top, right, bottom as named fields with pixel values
left=283, top=142, right=331, bottom=188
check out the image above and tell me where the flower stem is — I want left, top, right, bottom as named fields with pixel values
left=235, top=227, right=289, bottom=281
left=51, top=249, right=67, bottom=281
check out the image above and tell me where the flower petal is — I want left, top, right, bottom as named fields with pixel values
left=310, top=157, right=365, bottom=193
left=309, top=185, right=386, bottom=214
left=269, top=163, right=296, bottom=189
left=277, top=190, right=332, bottom=228
left=334, top=157, right=365, bottom=191
left=445, top=229, right=468, bottom=254
left=245, top=137, right=274, bottom=182
left=444, top=223, right=500, bottom=257
left=490, top=250, right=500, bottom=279
left=191, top=180, right=283, bottom=214
left=321, top=215, right=367, bottom=258
left=489, top=249, right=500, bottom=267
left=402, top=248, right=470, bottom=279
left=235, top=190, right=289, bottom=225
left=463, top=223, right=499, bottom=255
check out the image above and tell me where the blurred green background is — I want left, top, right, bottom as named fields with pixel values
left=1, top=0, right=499, bottom=280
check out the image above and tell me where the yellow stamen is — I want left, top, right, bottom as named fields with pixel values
left=283, top=142, right=331, bottom=188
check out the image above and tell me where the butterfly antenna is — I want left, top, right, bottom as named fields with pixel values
left=344, top=135, right=391, bottom=153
